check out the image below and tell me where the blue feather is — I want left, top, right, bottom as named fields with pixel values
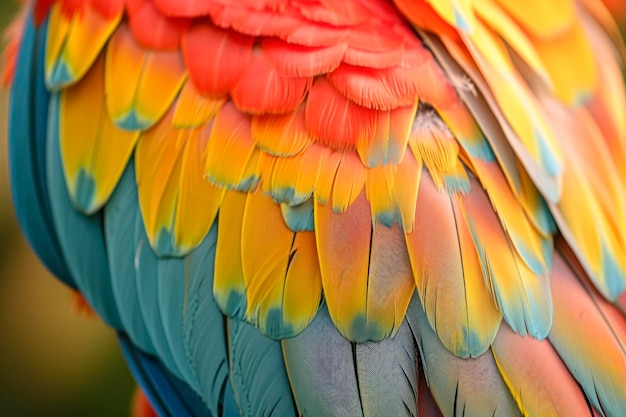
left=156, top=256, right=200, bottom=391
left=8, top=12, right=72, bottom=286
left=104, top=160, right=155, bottom=354
left=183, top=224, right=240, bottom=417
left=227, top=318, right=297, bottom=417
left=118, top=332, right=213, bottom=417
left=46, top=93, right=122, bottom=328
left=280, top=201, right=314, bottom=232
left=124, top=169, right=187, bottom=382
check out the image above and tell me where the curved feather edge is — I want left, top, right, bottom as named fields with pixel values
left=406, top=170, right=502, bottom=358
left=131, top=184, right=185, bottom=382
left=183, top=223, right=241, bottom=417
left=420, top=32, right=562, bottom=204
left=241, top=191, right=322, bottom=338
left=354, top=319, right=418, bottom=416
left=227, top=317, right=297, bottom=417
left=492, top=322, right=594, bottom=417
left=118, top=332, right=213, bottom=417
left=104, top=159, right=155, bottom=354
left=283, top=302, right=418, bottom=417
left=549, top=251, right=626, bottom=416
left=282, top=303, right=365, bottom=417
left=8, top=10, right=73, bottom=286
left=315, top=191, right=415, bottom=342
left=406, top=294, right=522, bottom=417
left=46, top=92, right=122, bottom=328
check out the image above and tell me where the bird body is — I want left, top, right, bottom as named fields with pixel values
left=5, top=0, right=626, bottom=416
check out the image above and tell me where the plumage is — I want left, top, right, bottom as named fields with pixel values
left=8, top=13, right=73, bottom=285
left=492, top=322, right=593, bottom=417
left=460, top=176, right=553, bottom=339
left=59, top=53, right=139, bottom=213
left=241, top=191, right=322, bottom=338
left=315, top=191, right=414, bottom=342
left=406, top=294, right=521, bottom=417
left=47, top=92, right=123, bottom=328
left=406, top=171, right=501, bottom=358
left=45, top=2, right=121, bottom=89
left=105, top=159, right=156, bottom=354
left=6, top=0, right=626, bottom=416
left=281, top=304, right=364, bottom=417
left=227, top=318, right=297, bottom=417
left=549, top=251, right=626, bottom=416
left=105, top=23, right=186, bottom=131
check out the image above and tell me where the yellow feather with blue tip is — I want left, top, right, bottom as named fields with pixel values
left=59, top=53, right=139, bottom=214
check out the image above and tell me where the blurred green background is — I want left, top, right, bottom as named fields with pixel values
left=0, top=1, right=136, bottom=416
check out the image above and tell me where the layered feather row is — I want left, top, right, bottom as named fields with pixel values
left=6, top=0, right=626, bottom=415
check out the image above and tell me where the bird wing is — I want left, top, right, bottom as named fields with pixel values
left=6, top=0, right=626, bottom=416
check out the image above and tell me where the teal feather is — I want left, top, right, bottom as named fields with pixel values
left=405, top=295, right=521, bottom=417
left=104, top=160, right=155, bottom=354
left=183, top=224, right=239, bottom=417
left=282, top=304, right=364, bottom=417
left=8, top=13, right=73, bottom=286
left=46, top=93, right=122, bottom=328
left=156, top=256, right=201, bottom=391
left=118, top=332, right=214, bottom=417
left=227, top=318, right=297, bottom=416
left=280, top=200, right=314, bottom=232
left=132, top=194, right=183, bottom=381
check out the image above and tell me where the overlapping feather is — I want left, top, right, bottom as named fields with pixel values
left=6, top=0, right=626, bottom=416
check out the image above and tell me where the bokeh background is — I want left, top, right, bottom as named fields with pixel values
left=0, top=1, right=136, bottom=416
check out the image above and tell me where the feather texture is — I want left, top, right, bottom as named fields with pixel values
left=227, top=318, right=297, bottom=417
left=7, top=1, right=626, bottom=417
left=315, top=191, right=415, bottom=342
left=8, top=12, right=73, bottom=285
left=47, top=92, right=122, bottom=328
left=104, top=159, right=155, bottom=354
left=406, top=294, right=521, bottom=417
left=406, top=171, right=501, bottom=358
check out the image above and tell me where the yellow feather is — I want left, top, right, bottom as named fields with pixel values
left=46, top=3, right=121, bottom=88
left=332, top=152, right=366, bottom=214
left=135, top=113, right=185, bottom=252
left=242, top=191, right=322, bottom=337
left=45, top=5, right=71, bottom=85
left=173, top=125, right=225, bottom=253
left=251, top=105, right=313, bottom=157
left=204, top=103, right=260, bottom=191
left=406, top=172, right=501, bottom=357
left=173, top=81, right=225, bottom=128
left=426, top=0, right=475, bottom=31
left=315, top=191, right=414, bottom=342
left=531, top=20, right=597, bottom=104
left=493, top=0, right=575, bottom=37
left=473, top=0, right=552, bottom=87
left=214, top=190, right=249, bottom=318
left=59, top=53, right=139, bottom=213
left=106, top=24, right=186, bottom=131
left=365, top=163, right=396, bottom=224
